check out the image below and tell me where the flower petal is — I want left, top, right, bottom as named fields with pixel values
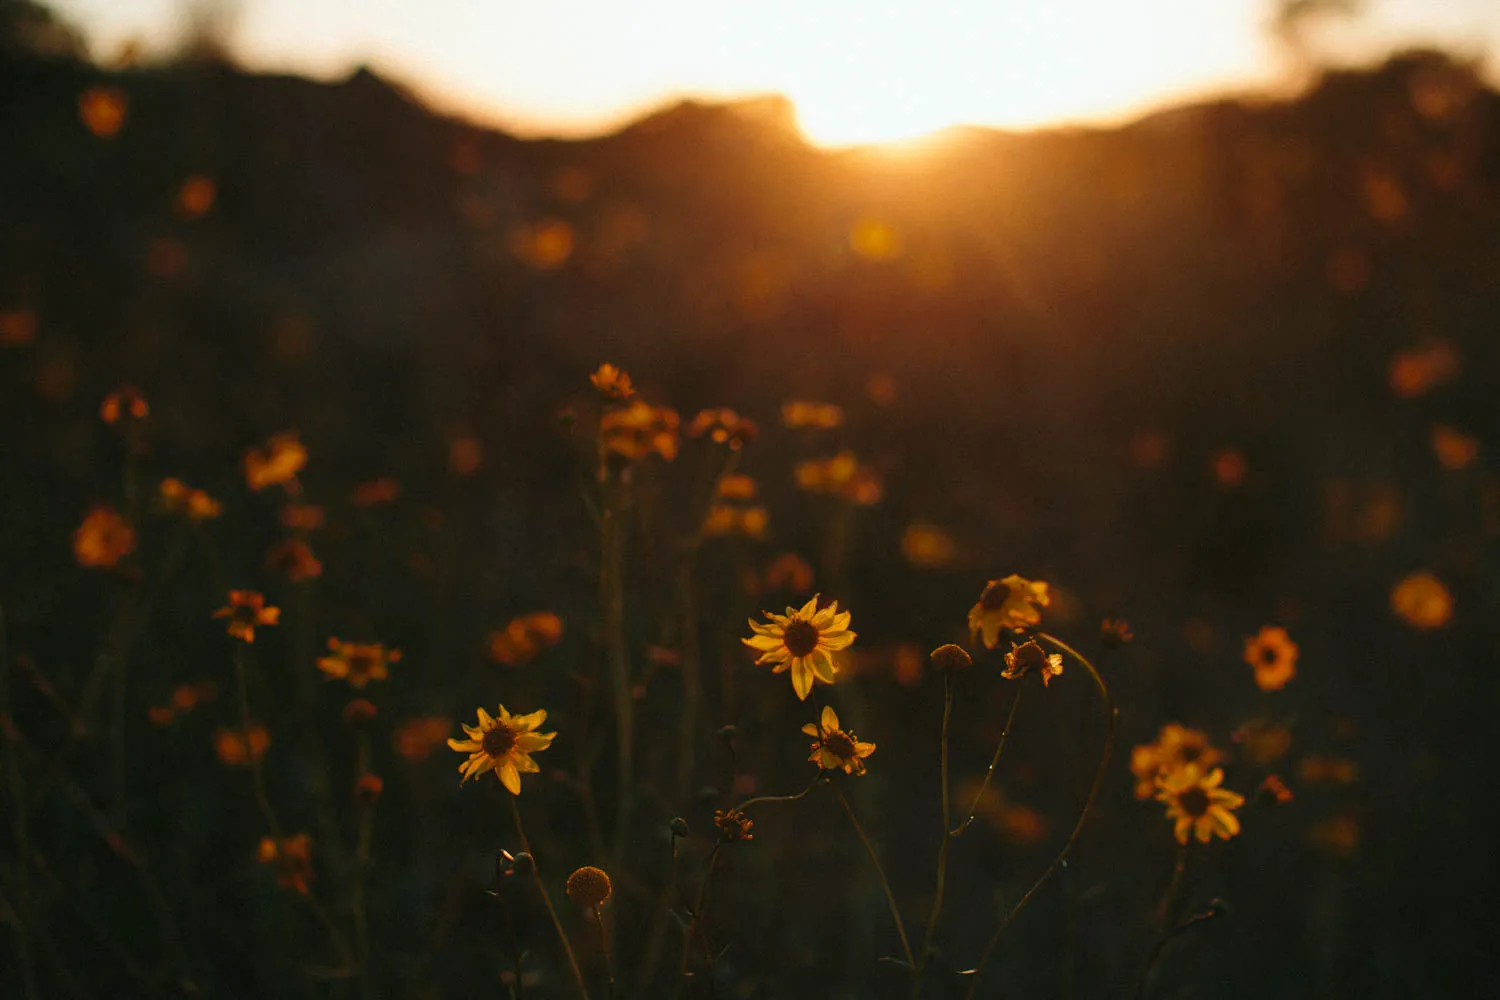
left=792, top=660, right=813, bottom=700
left=499, top=760, right=521, bottom=795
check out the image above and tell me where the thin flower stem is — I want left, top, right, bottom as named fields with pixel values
left=1132, top=901, right=1225, bottom=1000
left=735, top=772, right=825, bottom=813
left=676, top=842, right=722, bottom=996
left=599, top=476, right=635, bottom=860
left=1156, top=843, right=1191, bottom=928
left=832, top=782, right=915, bottom=973
left=593, top=905, right=615, bottom=1000
left=1, top=603, right=40, bottom=1000
left=914, top=669, right=955, bottom=997
left=631, top=830, right=682, bottom=998
left=511, top=795, right=590, bottom=1000
left=233, top=643, right=283, bottom=842
left=963, top=632, right=1115, bottom=1000
left=951, top=684, right=1025, bottom=837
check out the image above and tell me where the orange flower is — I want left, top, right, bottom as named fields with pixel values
left=1259, top=774, right=1294, bottom=805
left=353, top=773, right=384, bottom=805
left=257, top=834, right=313, bottom=894
left=78, top=86, right=128, bottom=139
left=511, top=219, right=574, bottom=269
left=488, top=612, right=564, bottom=666
left=343, top=699, right=378, bottom=724
left=318, top=639, right=400, bottom=688
left=901, top=522, right=957, bottom=569
left=1430, top=425, right=1479, bottom=471
left=795, top=451, right=882, bottom=505
left=158, top=478, right=222, bottom=521
left=1130, top=724, right=1222, bottom=800
left=1244, top=626, right=1297, bottom=691
left=688, top=408, right=759, bottom=449
left=780, top=400, right=844, bottom=430
left=244, top=431, right=307, bottom=492
left=764, top=553, right=814, bottom=594
left=279, top=504, right=325, bottom=532
left=601, top=400, right=679, bottom=461
left=213, top=591, right=279, bottom=643
left=713, top=808, right=754, bottom=842
left=265, top=538, right=322, bottom=581
left=100, top=385, right=149, bottom=424
left=703, top=504, right=769, bottom=539
left=1388, top=341, right=1459, bottom=398
left=715, top=474, right=758, bottom=500
left=176, top=175, right=216, bottom=219
left=448, top=435, right=483, bottom=476
left=1156, top=764, right=1245, bottom=845
left=351, top=477, right=401, bottom=507
left=1390, top=572, right=1453, bottom=629
left=589, top=363, right=635, bottom=400
left=73, top=506, right=135, bottom=568
left=215, top=725, right=270, bottom=765
left=0, top=309, right=37, bottom=346
left=394, top=716, right=452, bottom=761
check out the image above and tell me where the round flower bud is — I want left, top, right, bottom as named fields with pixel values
left=929, top=643, right=973, bottom=671
left=669, top=817, right=690, bottom=839
left=566, top=865, right=613, bottom=908
left=511, top=851, right=535, bottom=877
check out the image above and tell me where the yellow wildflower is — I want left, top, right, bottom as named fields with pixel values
left=967, top=575, right=1050, bottom=648
left=244, top=431, right=307, bottom=493
left=742, top=595, right=856, bottom=700
left=1130, top=724, right=1222, bottom=800
left=488, top=612, right=564, bottom=666
left=447, top=705, right=557, bottom=794
left=318, top=639, right=401, bottom=688
left=1156, top=764, right=1245, bottom=845
left=1244, top=626, right=1297, bottom=692
left=99, top=385, right=148, bottom=424
left=1390, top=572, right=1453, bottom=629
left=688, top=408, right=759, bottom=449
left=802, top=705, right=875, bottom=775
left=601, top=400, right=679, bottom=461
left=73, top=506, right=135, bottom=568
left=781, top=400, right=844, bottom=430
left=158, top=478, right=222, bottom=521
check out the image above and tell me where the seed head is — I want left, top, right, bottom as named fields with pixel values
left=566, top=865, right=613, bottom=908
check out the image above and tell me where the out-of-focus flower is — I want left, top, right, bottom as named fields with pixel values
left=713, top=808, right=754, bottom=842
left=1430, top=426, right=1479, bottom=471
left=849, top=217, right=901, bottom=260
left=1002, top=639, right=1063, bottom=687
left=1233, top=719, right=1292, bottom=766
left=213, top=590, right=279, bottom=643
left=265, top=538, right=322, bottom=582
left=1100, top=618, right=1134, bottom=648
left=488, top=612, right=564, bottom=666
left=448, top=435, right=483, bottom=477
left=566, top=866, right=613, bottom=908
left=743, top=595, right=856, bottom=700
left=601, top=400, right=679, bottom=462
left=1390, top=571, right=1453, bottom=629
left=158, top=478, right=222, bottom=521
left=176, top=175, right=217, bottom=219
left=1361, top=167, right=1408, bottom=223
left=394, top=716, right=451, bottom=761
left=215, top=725, right=270, bottom=765
left=318, top=639, right=401, bottom=688
left=589, top=363, right=634, bottom=401
left=74, top=506, right=135, bottom=568
left=703, top=504, right=769, bottom=539
left=351, top=477, right=400, bottom=507
left=1326, top=246, right=1371, bottom=294
left=1244, top=626, right=1297, bottom=692
left=794, top=451, right=881, bottom=505
left=1131, top=724, right=1222, bottom=800
left=511, top=219, right=574, bottom=269
left=0, top=309, right=37, bottom=346
left=781, top=400, right=844, bottom=430
left=447, top=705, right=557, bottom=794
left=279, top=504, right=325, bottom=532
left=803, top=704, right=875, bottom=775
left=343, top=699, right=378, bottom=725
left=866, top=373, right=897, bottom=407
left=715, top=474, right=758, bottom=500
left=1298, top=756, right=1359, bottom=784
left=688, top=409, right=759, bottom=449
left=967, top=575, right=1050, bottom=649
left=1212, top=449, right=1248, bottom=489
left=1130, top=429, right=1172, bottom=469
left=353, top=773, right=384, bottom=805
left=149, top=681, right=218, bottom=726
left=79, top=86, right=127, bottom=138
left=1156, top=764, right=1245, bottom=845
left=1309, top=813, right=1360, bottom=858
left=763, top=553, right=814, bottom=594
left=100, top=385, right=149, bottom=424
left=257, top=834, right=313, bottom=894
left=1389, top=341, right=1459, bottom=399
left=244, top=431, right=307, bottom=493
left=901, top=522, right=957, bottom=569
left=1259, top=774, right=1294, bottom=805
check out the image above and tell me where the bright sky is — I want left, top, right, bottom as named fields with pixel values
left=50, top=0, right=1500, bottom=146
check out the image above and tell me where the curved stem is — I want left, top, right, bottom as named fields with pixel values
left=510, top=796, right=590, bottom=1000
left=963, top=632, right=1115, bottom=1000
left=952, top=684, right=1025, bottom=837
left=833, top=782, right=915, bottom=973
left=233, top=644, right=283, bottom=842
left=676, top=842, right=722, bottom=995
left=735, top=773, right=824, bottom=813
left=1132, top=901, right=1225, bottom=1000
left=1, top=603, right=39, bottom=1000
left=914, top=670, right=955, bottom=996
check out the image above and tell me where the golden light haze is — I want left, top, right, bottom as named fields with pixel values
left=51, top=0, right=1500, bottom=145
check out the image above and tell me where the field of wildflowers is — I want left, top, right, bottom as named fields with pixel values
left=2, top=36, right=1498, bottom=1000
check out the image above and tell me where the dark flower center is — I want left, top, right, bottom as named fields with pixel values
left=1179, top=745, right=1203, bottom=763
left=350, top=652, right=379, bottom=677
left=979, top=582, right=1009, bottom=610
left=824, top=730, right=857, bottom=758
left=1257, top=647, right=1279, bottom=666
left=1179, top=787, right=1210, bottom=817
left=783, top=619, right=820, bottom=657
left=482, top=724, right=518, bottom=758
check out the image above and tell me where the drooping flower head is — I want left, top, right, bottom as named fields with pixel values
left=968, top=575, right=1050, bottom=649
left=713, top=808, right=754, bottom=842
left=318, top=639, right=401, bottom=688
left=213, top=590, right=279, bottom=643
left=1155, top=764, right=1245, bottom=845
left=1002, top=639, right=1063, bottom=687
left=1244, top=626, right=1297, bottom=691
left=1130, top=723, right=1222, bottom=800
left=447, top=705, right=556, bottom=794
left=742, top=595, right=856, bottom=700
left=803, top=705, right=875, bottom=775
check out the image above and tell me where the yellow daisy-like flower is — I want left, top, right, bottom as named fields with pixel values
left=1156, top=764, right=1245, bottom=845
left=213, top=590, right=279, bottom=643
left=802, top=704, right=875, bottom=775
left=1244, top=625, right=1297, bottom=692
left=1130, top=723, right=1222, bottom=800
left=742, top=595, right=856, bottom=700
left=967, top=575, right=1050, bottom=649
left=447, top=705, right=557, bottom=795
left=317, top=638, right=401, bottom=688
left=244, top=431, right=307, bottom=493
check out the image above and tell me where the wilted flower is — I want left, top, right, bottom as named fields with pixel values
left=318, top=639, right=401, bottom=688
left=1156, top=764, right=1245, bottom=845
left=967, top=575, right=1050, bottom=648
left=73, top=506, right=135, bottom=568
left=803, top=705, right=875, bottom=775
left=99, top=385, right=148, bottom=424
left=1002, top=639, right=1063, bottom=686
left=213, top=590, right=279, bottom=643
left=1390, top=572, right=1453, bottom=629
left=688, top=408, right=759, bottom=449
left=1131, top=724, right=1222, bottom=800
left=488, top=612, right=564, bottom=666
left=244, top=432, right=307, bottom=493
left=1244, top=626, right=1297, bottom=692
left=742, top=595, right=856, bottom=700
left=601, top=400, right=679, bottom=461
left=565, top=866, right=613, bottom=908
left=257, top=834, right=313, bottom=894
left=158, top=478, right=222, bottom=521
left=781, top=400, right=844, bottom=430
left=713, top=808, right=754, bottom=842
left=215, top=725, right=270, bottom=765
left=447, top=705, right=557, bottom=794
left=265, top=539, right=323, bottom=582
left=589, top=363, right=635, bottom=400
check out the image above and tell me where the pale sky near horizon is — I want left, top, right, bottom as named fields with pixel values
left=47, top=0, right=1500, bottom=145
